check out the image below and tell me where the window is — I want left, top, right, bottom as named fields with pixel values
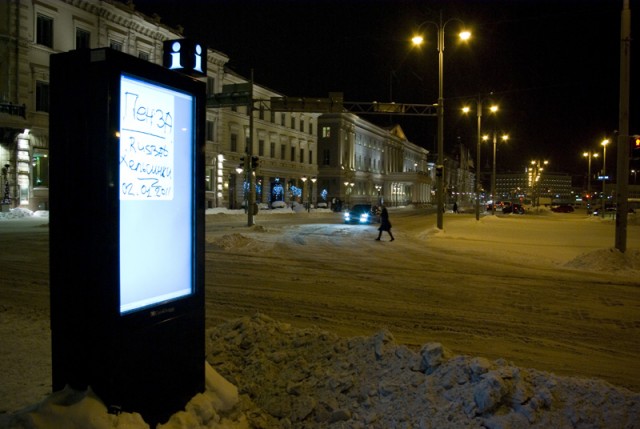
left=230, top=134, right=238, bottom=152
left=258, top=139, right=265, bottom=156
left=33, top=153, right=49, bottom=187
left=322, top=126, right=331, bottom=138
left=36, top=14, right=53, bottom=48
left=291, top=147, right=295, bottom=162
left=300, top=118, right=305, bottom=132
left=36, top=81, right=50, bottom=112
left=280, top=145, right=286, bottom=160
left=110, top=40, right=123, bottom=51
left=206, top=77, right=215, bottom=96
left=259, top=105, right=265, bottom=120
left=323, top=149, right=330, bottom=166
left=205, top=167, right=214, bottom=192
left=75, top=28, right=90, bottom=49
left=309, top=121, right=313, bottom=135
left=300, top=148, right=304, bottom=164
left=270, top=142, right=275, bottom=158
left=138, top=51, right=150, bottom=61
left=309, top=150, right=313, bottom=164
left=206, top=120, right=215, bottom=141
left=281, top=113, right=285, bottom=126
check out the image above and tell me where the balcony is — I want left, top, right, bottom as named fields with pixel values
left=0, top=102, right=26, bottom=118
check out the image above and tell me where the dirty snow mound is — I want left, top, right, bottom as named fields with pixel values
left=565, top=248, right=640, bottom=272
left=206, top=314, right=640, bottom=428
left=208, top=234, right=256, bottom=251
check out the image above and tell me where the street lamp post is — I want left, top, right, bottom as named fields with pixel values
left=463, top=101, right=498, bottom=220
left=483, top=133, right=508, bottom=215
left=412, top=13, right=470, bottom=229
left=600, top=138, right=609, bottom=217
left=582, top=151, right=599, bottom=204
left=529, top=160, right=548, bottom=208
left=310, top=177, right=317, bottom=212
left=301, top=176, right=308, bottom=211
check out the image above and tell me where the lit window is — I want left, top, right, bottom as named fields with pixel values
left=33, top=154, right=49, bottom=187
left=322, top=126, right=331, bottom=138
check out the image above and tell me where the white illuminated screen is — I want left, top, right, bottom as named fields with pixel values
left=119, top=74, right=194, bottom=314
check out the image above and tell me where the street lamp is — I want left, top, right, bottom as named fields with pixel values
left=301, top=176, right=308, bottom=211
left=485, top=133, right=509, bottom=215
left=375, top=184, right=382, bottom=205
left=582, top=150, right=599, bottom=204
left=528, top=159, right=548, bottom=208
left=600, top=138, right=610, bottom=216
left=462, top=100, right=498, bottom=220
left=310, top=177, right=317, bottom=212
left=412, top=13, right=470, bottom=229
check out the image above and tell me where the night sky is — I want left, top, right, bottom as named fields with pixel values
left=133, top=0, right=638, bottom=179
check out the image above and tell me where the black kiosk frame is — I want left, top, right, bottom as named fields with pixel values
left=49, top=48, right=205, bottom=425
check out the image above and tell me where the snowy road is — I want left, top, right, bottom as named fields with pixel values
left=203, top=208, right=640, bottom=393
left=1, top=207, right=639, bottom=415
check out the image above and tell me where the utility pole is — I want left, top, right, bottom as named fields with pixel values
left=247, top=70, right=255, bottom=226
left=615, top=0, right=631, bottom=252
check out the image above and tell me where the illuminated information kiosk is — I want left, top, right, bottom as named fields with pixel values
left=49, top=48, right=205, bottom=425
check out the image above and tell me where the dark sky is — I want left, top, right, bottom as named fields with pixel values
left=133, top=0, right=638, bottom=178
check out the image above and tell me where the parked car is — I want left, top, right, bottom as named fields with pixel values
left=551, top=204, right=574, bottom=213
left=343, top=204, right=380, bottom=224
left=503, top=203, right=525, bottom=214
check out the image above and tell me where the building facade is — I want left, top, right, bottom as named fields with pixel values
left=0, top=0, right=320, bottom=211
left=496, top=171, right=573, bottom=204
left=0, top=0, right=430, bottom=213
left=318, top=113, right=432, bottom=208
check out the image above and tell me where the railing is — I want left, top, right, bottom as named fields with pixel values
left=0, top=102, right=26, bottom=118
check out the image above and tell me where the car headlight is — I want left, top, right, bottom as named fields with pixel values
left=359, top=213, right=369, bottom=222
left=344, top=212, right=351, bottom=221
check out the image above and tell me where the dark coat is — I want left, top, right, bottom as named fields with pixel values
left=378, top=207, right=391, bottom=231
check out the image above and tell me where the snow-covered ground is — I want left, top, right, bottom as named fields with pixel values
left=1, top=206, right=639, bottom=428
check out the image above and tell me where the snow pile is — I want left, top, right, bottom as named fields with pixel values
left=206, top=314, right=640, bottom=429
left=0, top=208, right=36, bottom=220
left=2, top=316, right=640, bottom=429
left=565, top=248, right=640, bottom=272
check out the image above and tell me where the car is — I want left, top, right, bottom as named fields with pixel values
left=503, top=203, right=525, bottom=214
left=343, top=204, right=380, bottom=224
left=551, top=204, right=574, bottom=213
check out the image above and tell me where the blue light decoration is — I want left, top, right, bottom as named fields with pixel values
left=290, top=185, right=302, bottom=198
left=321, top=189, right=328, bottom=201
left=272, top=182, right=284, bottom=201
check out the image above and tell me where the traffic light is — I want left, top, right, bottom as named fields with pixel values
left=251, top=156, right=259, bottom=170
left=633, top=135, right=640, bottom=160
left=435, top=165, right=443, bottom=177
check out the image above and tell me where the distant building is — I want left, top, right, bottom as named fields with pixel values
left=496, top=170, right=573, bottom=204
left=318, top=113, right=432, bottom=208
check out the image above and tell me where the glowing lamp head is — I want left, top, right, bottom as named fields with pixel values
left=459, top=30, right=471, bottom=41
left=411, top=35, right=424, bottom=46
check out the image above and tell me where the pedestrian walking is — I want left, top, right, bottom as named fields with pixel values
left=375, top=205, right=394, bottom=241
left=453, top=202, right=458, bottom=213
